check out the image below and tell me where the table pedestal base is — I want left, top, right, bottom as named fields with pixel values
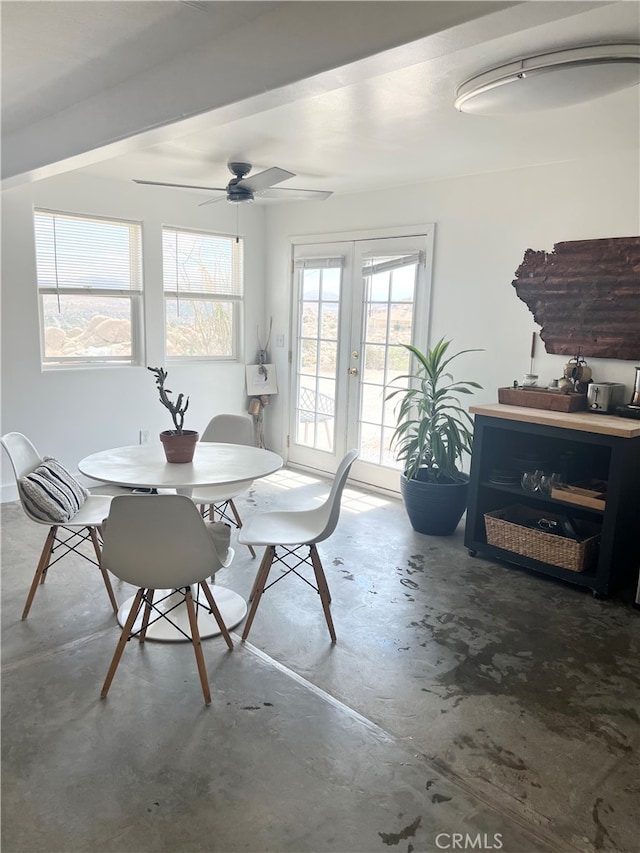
left=116, top=584, right=247, bottom=642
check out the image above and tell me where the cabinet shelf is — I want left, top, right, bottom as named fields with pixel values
left=480, top=481, right=606, bottom=516
left=485, top=543, right=598, bottom=588
left=464, top=405, right=640, bottom=596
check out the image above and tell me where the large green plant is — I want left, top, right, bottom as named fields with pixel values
left=386, top=338, right=482, bottom=483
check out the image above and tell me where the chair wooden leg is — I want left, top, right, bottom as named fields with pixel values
left=139, top=589, right=155, bottom=642
left=184, top=587, right=211, bottom=705
left=101, top=588, right=145, bottom=699
left=22, top=526, right=57, bottom=619
left=199, top=582, right=233, bottom=650
left=310, top=544, right=336, bottom=643
left=89, top=527, right=118, bottom=614
left=228, top=500, right=256, bottom=558
left=248, top=546, right=272, bottom=602
left=242, top=546, right=275, bottom=641
left=311, top=546, right=332, bottom=604
left=40, top=528, right=57, bottom=585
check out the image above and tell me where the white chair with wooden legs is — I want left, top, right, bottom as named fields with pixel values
left=99, top=494, right=234, bottom=705
left=1, top=432, right=118, bottom=620
left=190, top=414, right=257, bottom=558
left=238, top=449, right=359, bottom=643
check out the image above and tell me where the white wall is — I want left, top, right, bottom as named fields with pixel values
left=264, top=152, right=640, bottom=454
left=2, top=153, right=638, bottom=497
left=1, top=173, right=266, bottom=499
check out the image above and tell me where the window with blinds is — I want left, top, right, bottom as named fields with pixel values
left=162, top=227, right=243, bottom=359
left=34, top=209, right=143, bottom=367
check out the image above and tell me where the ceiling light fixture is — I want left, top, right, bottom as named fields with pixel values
left=454, top=43, right=640, bottom=115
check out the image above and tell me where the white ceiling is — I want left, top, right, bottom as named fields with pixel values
left=1, top=0, right=639, bottom=199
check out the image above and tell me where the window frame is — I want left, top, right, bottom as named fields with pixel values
left=34, top=208, right=144, bottom=370
left=162, top=225, right=243, bottom=363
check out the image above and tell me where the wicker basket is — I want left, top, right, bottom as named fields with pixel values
left=484, top=505, right=600, bottom=572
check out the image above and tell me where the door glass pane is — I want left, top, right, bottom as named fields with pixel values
left=387, top=304, right=413, bottom=346
left=318, top=341, right=337, bottom=377
left=302, top=269, right=320, bottom=300
left=391, top=266, right=416, bottom=301
left=368, top=273, right=389, bottom=302
left=320, top=302, right=339, bottom=340
left=362, top=344, right=386, bottom=382
left=301, top=302, right=319, bottom=338
left=300, top=339, right=318, bottom=371
left=359, top=257, right=419, bottom=467
left=294, top=264, right=341, bottom=452
left=360, top=382, right=384, bottom=426
left=322, top=268, right=341, bottom=301
left=364, top=303, right=389, bottom=344
left=359, top=422, right=383, bottom=464
left=387, top=344, right=410, bottom=382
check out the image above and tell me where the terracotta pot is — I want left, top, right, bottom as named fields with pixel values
left=159, top=430, right=199, bottom=463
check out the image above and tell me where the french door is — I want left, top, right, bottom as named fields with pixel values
left=288, top=230, right=433, bottom=492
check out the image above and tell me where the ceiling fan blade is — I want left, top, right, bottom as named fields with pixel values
left=239, top=167, right=295, bottom=193
left=256, top=186, right=333, bottom=201
left=133, top=179, right=226, bottom=192
left=198, top=196, right=228, bottom=207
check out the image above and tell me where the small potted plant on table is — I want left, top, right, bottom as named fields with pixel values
left=148, top=367, right=199, bottom=463
left=386, top=338, right=482, bottom=535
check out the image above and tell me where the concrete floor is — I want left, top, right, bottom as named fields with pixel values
left=1, top=467, right=639, bottom=853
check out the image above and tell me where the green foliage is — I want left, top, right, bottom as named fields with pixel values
left=148, top=366, right=189, bottom=434
left=386, top=339, right=482, bottom=483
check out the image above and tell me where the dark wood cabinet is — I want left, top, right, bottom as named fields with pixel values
left=464, top=404, right=640, bottom=596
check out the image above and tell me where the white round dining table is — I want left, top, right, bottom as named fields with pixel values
left=78, top=442, right=283, bottom=642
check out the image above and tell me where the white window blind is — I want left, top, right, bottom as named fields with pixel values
left=163, top=227, right=243, bottom=297
left=362, top=252, right=423, bottom=277
left=294, top=256, right=344, bottom=270
left=35, top=210, right=142, bottom=295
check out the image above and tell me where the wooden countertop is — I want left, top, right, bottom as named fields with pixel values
left=470, top=403, right=640, bottom=438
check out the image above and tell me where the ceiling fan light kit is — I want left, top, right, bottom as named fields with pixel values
left=454, top=43, right=640, bottom=115
left=134, top=161, right=332, bottom=204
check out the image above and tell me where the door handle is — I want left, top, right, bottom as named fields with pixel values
left=348, top=367, right=359, bottom=376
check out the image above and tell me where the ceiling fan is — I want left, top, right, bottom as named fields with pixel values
left=134, top=161, right=333, bottom=204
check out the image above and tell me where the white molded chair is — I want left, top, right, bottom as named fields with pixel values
left=191, top=414, right=257, bottom=558
left=1, top=432, right=118, bottom=620
left=100, top=494, right=234, bottom=705
left=238, top=449, right=359, bottom=643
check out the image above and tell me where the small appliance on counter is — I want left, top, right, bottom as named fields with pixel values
left=616, top=366, right=640, bottom=419
left=586, top=382, right=625, bottom=413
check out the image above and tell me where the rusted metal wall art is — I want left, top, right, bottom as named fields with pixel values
left=512, top=236, right=640, bottom=360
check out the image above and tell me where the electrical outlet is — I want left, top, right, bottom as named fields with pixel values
left=275, top=334, right=285, bottom=347
left=139, top=430, right=150, bottom=445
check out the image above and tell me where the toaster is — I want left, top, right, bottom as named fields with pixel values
left=587, top=382, right=625, bottom=413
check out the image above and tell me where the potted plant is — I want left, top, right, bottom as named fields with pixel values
left=148, top=366, right=199, bottom=463
left=386, top=338, right=482, bottom=535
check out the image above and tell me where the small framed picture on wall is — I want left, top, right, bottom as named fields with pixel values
left=246, top=364, right=278, bottom=396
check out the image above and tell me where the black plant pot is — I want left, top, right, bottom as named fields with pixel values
left=400, top=471, right=469, bottom=536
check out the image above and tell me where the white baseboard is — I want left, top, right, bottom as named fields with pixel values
left=1, top=483, right=18, bottom=504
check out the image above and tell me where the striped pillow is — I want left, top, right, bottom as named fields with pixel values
left=19, top=457, right=88, bottom=523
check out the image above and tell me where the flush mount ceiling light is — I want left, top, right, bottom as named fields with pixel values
left=455, top=43, right=640, bottom=115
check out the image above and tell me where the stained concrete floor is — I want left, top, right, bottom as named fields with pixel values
left=1, top=467, right=639, bottom=853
